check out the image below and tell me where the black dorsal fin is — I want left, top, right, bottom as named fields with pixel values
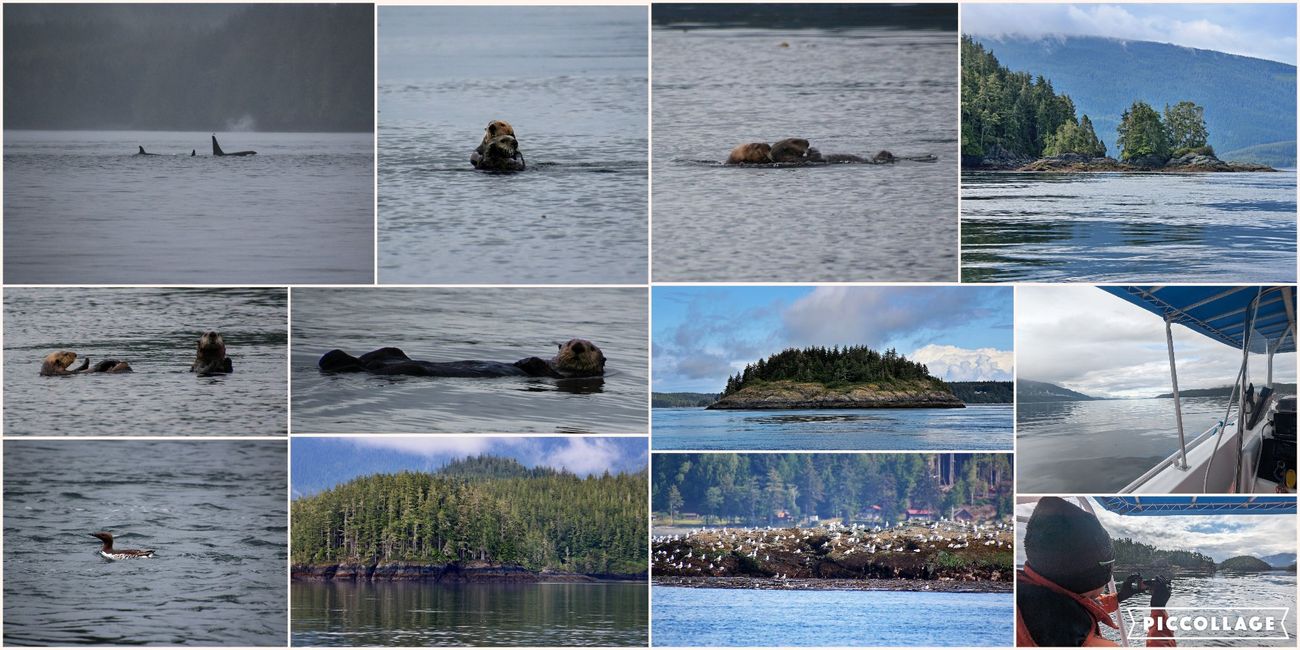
left=138, top=145, right=146, bottom=154
left=212, top=135, right=224, bottom=156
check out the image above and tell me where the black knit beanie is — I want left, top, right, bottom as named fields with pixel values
left=1024, top=497, right=1116, bottom=594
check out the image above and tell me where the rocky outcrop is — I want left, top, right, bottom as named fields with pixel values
left=707, top=380, right=964, bottom=410
left=982, top=151, right=1277, bottom=173
left=291, top=561, right=647, bottom=583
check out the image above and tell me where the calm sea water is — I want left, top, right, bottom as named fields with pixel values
left=290, top=288, right=648, bottom=433
left=652, top=405, right=1012, bottom=450
left=962, top=171, right=1298, bottom=283
left=4, top=130, right=373, bottom=284
left=652, top=586, right=1011, bottom=646
left=3, top=288, right=287, bottom=436
left=652, top=28, right=958, bottom=282
left=1098, top=573, right=1296, bottom=647
left=1017, top=398, right=1230, bottom=493
left=377, top=7, right=648, bottom=284
left=292, top=581, right=648, bottom=647
left=3, top=440, right=287, bottom=646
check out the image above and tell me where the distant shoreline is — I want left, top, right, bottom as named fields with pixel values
left=292, top=562, right=647, bottom=584
left=653, top=576, right=1011, bottom=593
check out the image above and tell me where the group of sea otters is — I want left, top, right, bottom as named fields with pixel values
left=41, top=331, right=234, bottom=377
left=468, top=119, right=909, bottom=171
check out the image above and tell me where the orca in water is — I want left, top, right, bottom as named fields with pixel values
left=212, top=135, right=256, bottom=157
left=136, top=146, right=159, bottom=156
left=191, top=150, right=196, bottom=157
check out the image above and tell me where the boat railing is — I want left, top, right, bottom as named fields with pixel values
left=1121, top=418, right=1232, bottom=493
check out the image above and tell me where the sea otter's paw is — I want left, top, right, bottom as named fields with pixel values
left=40, top=351, right=89, bottom=376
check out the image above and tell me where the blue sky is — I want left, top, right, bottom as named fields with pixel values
left=963, top=4, right=1297, bottom=65
left=653, top=286, right=1013, bottom=392
left=292, top=437, right=648, bottom=498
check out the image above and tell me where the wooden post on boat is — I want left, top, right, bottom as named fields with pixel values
left=1165, top=316, right=1189, bottom=470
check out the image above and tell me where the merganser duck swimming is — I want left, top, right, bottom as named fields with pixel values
left=91, top=531, right=154, bottom=560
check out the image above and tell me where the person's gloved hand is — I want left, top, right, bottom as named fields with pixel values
left=1117, top=573, right=1146, bottom=602
left=1148, top=576, right=1173, bottom=608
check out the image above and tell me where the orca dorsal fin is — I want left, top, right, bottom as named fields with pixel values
left=212, top=135, right=224, bottom=156
left=138, top=145, right=146, bottom=154
left=191, top=149, right=196, bottom=156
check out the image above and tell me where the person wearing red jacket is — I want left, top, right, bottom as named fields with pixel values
left=1016, top=497, right=1176, bottom=647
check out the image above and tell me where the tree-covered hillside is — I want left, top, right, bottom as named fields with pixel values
left=1113, top=538, right=1216, bottom=574
left=723, top=345, right=944, bottom=396
left=291, top=463, right=648, bottom=576
left=948, top=381, right=1014, bottom=404
left=967, top=35, right=1297, bottom=166
left=653, top=453, right=1013, bottom=526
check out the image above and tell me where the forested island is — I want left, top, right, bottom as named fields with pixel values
left=1156, top=383, right=1296, bottom=399
left=291, top=456, right=647, bottom=582
left=961, top=36, right=1274, bottom=173
left=652, top=454, right=1014, bottom=590
left=709, top=345, right=964, bottom=410
left=1017, top=379, right=1100, bottom=403
left=948, top=381, right=1013, bottom=404
left=1113, top=538, right=1217, bottom=576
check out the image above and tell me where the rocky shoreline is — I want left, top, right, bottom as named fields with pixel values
left=707, top=380, right=964, bottom=410
left=653, top=576, right=1012, bottom=593
left=967, top=151, right=1276, bottom=173
left=291, top=561, right=647, bottom=583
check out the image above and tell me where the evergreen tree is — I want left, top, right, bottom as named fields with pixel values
left=1163, top=101, right=1210, bottom=152
left=1117, top=101, right=1171, bottom=161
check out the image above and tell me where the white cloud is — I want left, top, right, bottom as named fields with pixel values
left=1017, top=286, right=1296, bottom=398
left=911, top=344, right=1013, bottom=381
left=544, top=437, right=640, bottom=476
left=782, top=286, right=1003, bottom=348
left=351, top=437, right=521, bottom=457
left=963, top=4, right=1297, bottom=65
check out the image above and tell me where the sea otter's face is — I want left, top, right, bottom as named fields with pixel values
left=484, top=134, right=520, bottom=160
left=44, top=351, right=77, bottom=370
left=197, top=331, right=226, bottom=359
left=769, top=138, right=813, bottom=162
left=553, top=339, right=606, bottom=376
left=483, top=120, right=515, bottom=143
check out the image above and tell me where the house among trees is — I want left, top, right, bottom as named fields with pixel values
left=905, top=508, right=937, bottom=521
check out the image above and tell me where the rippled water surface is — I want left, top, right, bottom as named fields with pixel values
left=291, top=288, right=648, bottom=433
left=4, top=288, right=287, bottom=436
left=377, top=7, right=648, bottom=284
left=1017, top=398, right=1231, bottom=493
left=3, top=440, right=287, bottom=646
left=962, top=172, right=1297, bottom=283
left=4, top=130, right=374, bottom=284
left=292, top=581, right=648, bottom=647
left=1097, top=573, right=1296, bottom=647
left=653, top=405, right=1012, bottom=450
left=652, top=28, right=958, bottom=282
left=652, top=586, right=1011, bottom=646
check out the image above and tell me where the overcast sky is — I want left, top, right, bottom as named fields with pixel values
left=653, top=286, right=1013, bottom=392
left=1018, top=286, right=1296, bottom=399
left=962, top=3, right=1297, bottom=65
left=1016, top=498, right=1296, bottom=563
left=292, top=437, right=647, bottom=497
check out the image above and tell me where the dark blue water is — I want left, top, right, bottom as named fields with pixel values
left=290, top=288, right=648, bottom=434
left=962, top=171, right=1297, bottom=283
left=1017, top=397, right=1230, bottom=493
left=377, top=6, right=648, bottom=284
left=3, top=440, right=287, bottom=646
left=651, top=586, right=1012, bottom=646
left=653, top=405, right=1012, bottom=450
left=652, top=27, right=958, bottom=282
left=4, top=288, right=287, bottom=436
left=4, top=130, right=373, bottom=284
left=292, top=581, right=648, bottom=647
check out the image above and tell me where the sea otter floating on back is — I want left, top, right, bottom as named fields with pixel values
left=319, top=338, right=605, bottom=378
left=40, top=351, right=132, bottom=376
left=726, top=138, right=928, bottom=165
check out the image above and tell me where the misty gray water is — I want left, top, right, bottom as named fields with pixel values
left=652, top=27, right=958, bottom=282
left=4, top=130, right=373, bottom=284
left=1099, top=572, right=1295, bottom=647
left=377, top=7, right=648, bottom=284
left=292, top=581, right=648, bottom=646
left=1017, top=397, right=1230, bottom=493
left=962, top=171, right=1298, bottom=283
left=3, top=440, right=287, bottom=646
left=291, top=288, right=648, bottom=433
left=3, top=288, right=287, bottom=436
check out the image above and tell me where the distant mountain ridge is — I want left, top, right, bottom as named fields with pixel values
left=969, top=35, right=1297, bottom=167
left=1156, top=383, right=1297, bottom=399
left=1260, top=553, right=1297, bottom=568
left=1017, top=379, right=1100, bottom=402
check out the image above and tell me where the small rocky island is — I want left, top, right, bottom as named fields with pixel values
left=977, top=149, right=1275, bottom=173
left=707, top=345, right=965, bottom=410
